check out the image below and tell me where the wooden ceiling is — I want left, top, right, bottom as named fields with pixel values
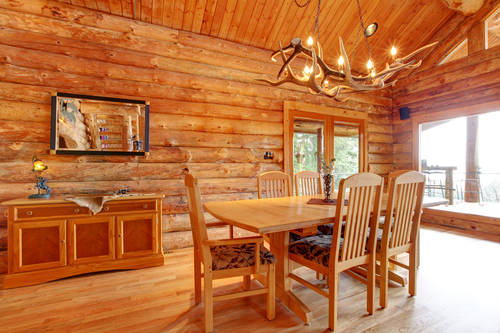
left=56, top=0, right=456, bottom=74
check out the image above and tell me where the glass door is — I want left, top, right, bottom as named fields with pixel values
left=287, top=107, right=367, bottom=193
left=333, top=120, right=362, bottom=189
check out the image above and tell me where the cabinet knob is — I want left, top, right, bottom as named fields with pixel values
left=74, top=208, right=80, bottom=213
left=104, top=207, right=109, bottom=211
left=118, top=234, right=121, bottom=237
left=61, top=240, right=65, bottom=243
left=143, top=204, right=148, bottom=208
left=27, top=211, right=33, bottom=216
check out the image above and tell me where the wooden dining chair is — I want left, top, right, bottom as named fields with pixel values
left=294, top=170, right=324, bottom=196
left=257, top=171, right=292, bottom=198
left=288, top=173, right=384, bottom=331
left=184, top=174, right=276, bottom=333
left=377, top=170, right=425, bottom=309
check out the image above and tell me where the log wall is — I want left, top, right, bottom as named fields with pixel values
left=392, top=4, right=500, bottom=235
left=0, top=0, right=394, bottom=254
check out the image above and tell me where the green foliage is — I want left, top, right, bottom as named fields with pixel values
left=293, top=132, right=360, bottom=190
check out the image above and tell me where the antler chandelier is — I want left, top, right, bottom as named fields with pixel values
left=258, top=0, right=437, bottom=101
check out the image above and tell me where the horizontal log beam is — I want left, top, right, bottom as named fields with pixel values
left=0, top=142, right=284, bottom=164
left=151, top=113, right=282, bottom=136
left=150, top=129, right=283, bottom=149
left=0, top=162, right=282, bottom=183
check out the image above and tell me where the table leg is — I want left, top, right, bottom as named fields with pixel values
left=268, top=231, right=313, bottom=324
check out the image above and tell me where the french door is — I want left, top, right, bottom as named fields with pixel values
left=284, top=102, right=368, bottom=191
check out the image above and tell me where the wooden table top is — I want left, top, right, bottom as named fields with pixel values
left=204, top=194, right=448, bottom=234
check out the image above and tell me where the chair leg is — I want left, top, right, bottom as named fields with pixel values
left=194, top=254, right=202, bottom=304
left=267, top=264, right=276, bottom=320
left=379, top=255, right=388, bottom=309
left=328, top=273, right=339, bottom=331
left=243, top=275, right=251, bottom=290
left=409, top=248, right=418, bottom=297
left=367, top=257, right=375, bottom=315
left=204, top=270, right=214, bottom=333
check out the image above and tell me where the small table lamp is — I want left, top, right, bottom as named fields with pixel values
left=28, top=156, right=51, bottom=199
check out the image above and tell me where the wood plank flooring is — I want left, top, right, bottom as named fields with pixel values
left=1, top=224, right=500, bottom=332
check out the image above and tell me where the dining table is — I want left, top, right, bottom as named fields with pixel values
left=204, top=193, right=448, bottom=324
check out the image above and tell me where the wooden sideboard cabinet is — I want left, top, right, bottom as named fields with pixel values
left=1, top=193, right=164, bottom=289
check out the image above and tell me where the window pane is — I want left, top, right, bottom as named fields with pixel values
left=334, top=123, right=359, bottom=190
left=293, top=117, right=325, bottom=195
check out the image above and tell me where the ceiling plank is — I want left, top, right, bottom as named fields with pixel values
left=152, top=0, right=163, bottom=25
left=264, top=0, right=294, bottom=50
left=218, top=0, right=238, bottom=39
left=291, top=0, right=318, bottom=42
left=121, top=0, right=134, bottom=18
left=209, top=0, right=229, bottom=37
left=182, top=0, right=197, bottom=30
left=141, top=0, right=153, bottom=23
left=108, top=0, right=122, bottom=15
left=241, top=0, right=266, bottom=45
left=95, top=0, right=111, bottom=12
left=200, top=0, right=217, bottom=35
left=172, top=0, right=186, bottom=29
left=71, top=0, right=86, bottom=6
left=191, top=0, right=208, bottom=34
left=251, top=0, right=279, bottom=48
left=82, top=0, right=99, bottom=10
left=162, top=0, right=174, bottom=27
left=278, top=0, right=310, bottom=48
left=234, top=0, right=259, bottom=44
left=226, top=0, right=248, bottom=41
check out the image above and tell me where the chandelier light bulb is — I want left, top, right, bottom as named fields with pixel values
left=307, top=36, right=313, bottom=46
left=367, top=59, right=373, bottom=69
left=304, top=66, right=310, bottom=74
left=391, top=46, right=397, bottom=56
left=338, top=56, right=344, bottom=66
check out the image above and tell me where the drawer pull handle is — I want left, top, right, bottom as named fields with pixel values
left=74, top=208, right=80, bottom=213
left=27, top=211, right=33, bottom=216
left=104, top=207, right=109, bottom=211
left=143, top=204, right=148, bottom=208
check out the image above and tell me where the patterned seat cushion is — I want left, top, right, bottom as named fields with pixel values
left=210, top=243, right=277, bottom=271
left=289, top=235, right=343, bottom=268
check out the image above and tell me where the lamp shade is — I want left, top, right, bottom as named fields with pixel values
left=364, top=23, right=378, bottom=37
left=32, top=157, right=47, bottom=172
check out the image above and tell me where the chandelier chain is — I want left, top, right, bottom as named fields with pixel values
left=312, top=0, right=321, bottom=43
left=355, top=0, right=374, bottom=67
left=294, top=0, right=311, bottom=8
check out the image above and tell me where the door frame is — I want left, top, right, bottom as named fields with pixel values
left=284, top=101, right=369, bottom=181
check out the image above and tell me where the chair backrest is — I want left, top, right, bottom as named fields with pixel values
left=295, top=171, right=324, bottom=196
left=331, top=173, right=384, bottom=265
left=257, top=171, right=292, bottom=199
left=184, top=174, right=211, bottom=265
left=382, top=171, right=425, bottom=250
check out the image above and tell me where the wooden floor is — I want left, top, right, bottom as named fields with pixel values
left=1, top=224, right=500, bottom=332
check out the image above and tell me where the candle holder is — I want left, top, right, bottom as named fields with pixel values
left=28, top=156, right=51, bottom=199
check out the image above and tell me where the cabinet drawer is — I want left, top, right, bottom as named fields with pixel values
left=14, top=204, right=91, bottom=221
left=100, top=200, right=157, bottom=214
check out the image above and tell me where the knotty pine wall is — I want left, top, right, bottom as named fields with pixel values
left=0, top=0, right=394, bottom=255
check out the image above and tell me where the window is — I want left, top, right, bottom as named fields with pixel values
left=439, top=39, right=468, bottom=65
left=486, top=6, right=500, bottom=49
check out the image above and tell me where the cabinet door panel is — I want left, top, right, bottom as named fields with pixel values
left=68, top=217, right=115, bottom=265
left=116, top=214, right=158, bottom=259
left=13, top=221, right=66, bottom=273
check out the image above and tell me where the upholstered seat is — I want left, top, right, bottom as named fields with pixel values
left=289, top=235, right=343, bottom=267
left=211, top=243, right=277, bottom=271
